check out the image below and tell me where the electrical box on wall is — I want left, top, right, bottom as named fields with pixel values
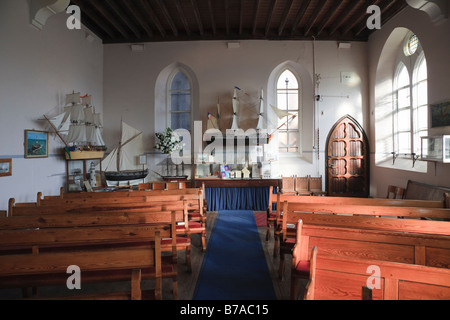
left=340, top=72, right=353, bottom=84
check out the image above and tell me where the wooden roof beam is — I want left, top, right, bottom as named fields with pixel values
left=175, top=0, right=191, bottom=36
left=90, top=1, right=130, bottom=39
left=265, top=0, right=279, bottom=37
left=207, top=0, right=217, bottom=35
left=156, top=0, right=179, bottom=37
left=252, top=0, right=262, bottom=35
left=290, top=0, right=313, bottom=35
left=191, top=0, right=204, bottom=37
left=123, top=0, right=153, bottom=39
left=105, top=0, right=141, bottom=40
left=278, top=0, right=295, bottom=36
left=304, top=0, right=327, bottom=37
left=140, top=0, right=166, bottom=39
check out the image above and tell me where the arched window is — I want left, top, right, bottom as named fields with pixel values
left=394, top=63, right=411, bottom=154
left=168, top=70, right=192, bottom=131
left=413, top=53, right=428, bottom=154
left=393, top=34, right=428, bottom=158
left=276, top=69, right=300, bottom=153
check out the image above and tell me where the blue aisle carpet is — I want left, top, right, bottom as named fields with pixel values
left=193, top=210, right=277, bottom=300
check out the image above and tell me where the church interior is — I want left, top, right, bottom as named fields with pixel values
left=0, top=0, right=449, bottom=303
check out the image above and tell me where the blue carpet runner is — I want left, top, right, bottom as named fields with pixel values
left=193, top=210, right=277, bottom=300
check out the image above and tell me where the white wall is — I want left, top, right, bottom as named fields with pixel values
left=0, top=0, right=103, bottom=211
left=368, top=5, right=450, bottom=197
left=103, top=40, right=369, bottom=182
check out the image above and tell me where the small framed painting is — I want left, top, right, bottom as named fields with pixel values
left=431, top=100, right=450, bottom=128
left=0, top=158, right=12, bottom=177
left=25, top=130, right=49, bottom=158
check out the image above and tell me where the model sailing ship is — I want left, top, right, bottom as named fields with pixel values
left=44, top=92, right=106, bottom=160
left=100, top=121, right=148, bottom=184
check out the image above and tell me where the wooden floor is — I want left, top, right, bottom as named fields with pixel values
left=0, top=211, right=304, bottom=300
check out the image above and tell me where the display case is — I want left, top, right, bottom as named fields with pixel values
left=66, top=158, right=102, bottom=192
left=420, top=135, right=450, bottom=163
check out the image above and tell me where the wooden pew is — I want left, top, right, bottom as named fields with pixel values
left=272, top=195, right=450, bottom=257
left=0, top=211, right=180, bottom=298
left=0, top=228, right=165, bottom=300
left=9, top=195, right=206, bottom=254
left=305, top=253, right=450, bottom=300
left=1, top=207, right=192, bottom=273
left=278, top=201, right=450, bottom=280
left=36, top=188, right=207, bottom=225
left=267, top=192, right=448, bottom=242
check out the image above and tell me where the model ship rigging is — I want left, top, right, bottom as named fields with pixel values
left=44, top=92, right=106, bottom=160
left=100, top=121, right=148, bottom=184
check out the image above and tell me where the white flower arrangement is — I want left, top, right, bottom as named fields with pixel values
left=155, top=128, right=183, bottom=154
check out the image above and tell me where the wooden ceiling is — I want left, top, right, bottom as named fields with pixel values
left=71, top=0, right=408, bottom=44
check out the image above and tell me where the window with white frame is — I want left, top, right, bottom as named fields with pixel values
left=168, top=70, right=192, bottom=131
left=393, top=34, right=428, bottom=158
left=276, top=69, right=300, bottom=153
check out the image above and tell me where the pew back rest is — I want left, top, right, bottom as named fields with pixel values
left=312, top=254, right=450, bottom=300
left=281, top=201, right=450, bottom=238
left=0, top=232, right=163, bottom=300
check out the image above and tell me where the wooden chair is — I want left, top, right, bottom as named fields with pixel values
left=309, top=176, right=326, bottom=196
left=152, top=182, right=166, bottom=190
left=291, top=219, right=317, bottom=299
left=386, top=185, right=405, bottom=199
left=265, top=187, right=277, bottom=241
left=281, top=176, right=297, bottom=195
left=295, top=176, right=312, bottom=196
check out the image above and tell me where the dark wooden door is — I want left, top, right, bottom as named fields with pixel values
left=325, top=115, right=369, bottom=197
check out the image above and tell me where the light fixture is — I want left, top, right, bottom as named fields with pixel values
left=338, top=42, right=352, bottom=49
left=131, top=44, right=145, bottom=52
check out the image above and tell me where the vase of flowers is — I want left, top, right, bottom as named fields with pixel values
left=155, top=128, right=183, bottom=176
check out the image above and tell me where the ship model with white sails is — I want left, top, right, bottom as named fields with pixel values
left=44, top=92, right=106, bottom=160
left=100, top=121, right=148, bottom=184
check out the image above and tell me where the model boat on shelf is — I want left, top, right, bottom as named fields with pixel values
left=44, top=92, right=106, bottom=160
left=101, top=121, right=148, bottom=184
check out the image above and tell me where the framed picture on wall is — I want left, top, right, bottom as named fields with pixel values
left=0, top=158, right=12, bottom=177
left=24, top=130, right=49, bottom=158
left=431, top=100, right=450, bottom=128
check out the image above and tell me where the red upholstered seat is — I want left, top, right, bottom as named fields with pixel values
left=294, top=260, right=311, bottom=278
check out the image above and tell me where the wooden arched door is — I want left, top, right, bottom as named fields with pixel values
left=325, top=115, right=370, bottom=197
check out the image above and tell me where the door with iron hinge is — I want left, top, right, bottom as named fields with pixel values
left=325, top=115, right=370, bottom=197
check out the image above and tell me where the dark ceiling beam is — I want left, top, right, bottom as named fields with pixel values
left=278, top=0, right=295, bottom=36
left=105, top=0, right=141, bottom=40
left=252, top=0, right=262, bottom=35
left=72, top=0, right=116, bottom=39
left=156, top=0, right=179, bottom=37
left=239, top=0, right=245, bottom=35
left=224, top=0, right=230, bottom=35
left=191, top=0, right=204, bottom=37
left=316, top=0, right=347, bottom=36
left=123, top=0, right=153, bottom=39
left=291, top=0, right=313, bottom=35
left=175, top=0, right=191, bottom=36
left=207, top=0, right=217, bottom=36
left=265, top=0, right=279, bottom=37
left=89, top=1, right=130, bottom=39
left=329, top=0, right=359, bottom=37
left=140, top=0, right=166, bottom=39
left=304, top=0, right=327, bottom=37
